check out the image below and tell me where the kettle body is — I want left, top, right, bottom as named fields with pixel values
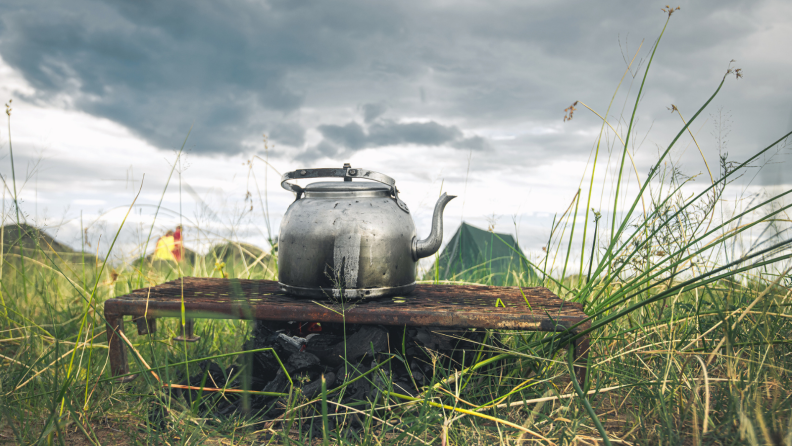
left=277, top=165, right=455, bottom=298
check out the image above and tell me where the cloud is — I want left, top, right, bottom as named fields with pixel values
left=361, top=102, right=387, bottom=123
left=0, top=0, right=402, bottom=154
left=0, top=0, right=788, bottom=182
left=453, top=136, right=489, bottom=151
left=296, top=140, right=340, bottom=162
left=367, top=120, right=462, bottom=147
left=314, top=118, right=488, bottom=156
left=317, top=122, right=368, bottom=150
left=269, top=122, right=306, bottom=147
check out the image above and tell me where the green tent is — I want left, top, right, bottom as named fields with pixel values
left=425, top=222, right=537, bottom=286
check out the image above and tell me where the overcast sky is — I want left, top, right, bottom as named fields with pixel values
left=0, top=0, right=790, bottom=268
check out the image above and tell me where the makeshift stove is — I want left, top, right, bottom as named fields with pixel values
left=105, top=278, right=590, bottom=430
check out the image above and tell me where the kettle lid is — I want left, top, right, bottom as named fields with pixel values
left=304, top=181, right=391, bottom=193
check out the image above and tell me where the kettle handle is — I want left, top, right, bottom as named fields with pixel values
left=281, top=166, right=409, bottom=213
left=280, top=166, right=397, bottom=197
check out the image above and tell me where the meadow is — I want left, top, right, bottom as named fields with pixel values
left=1, top=11, right=792, bottom=445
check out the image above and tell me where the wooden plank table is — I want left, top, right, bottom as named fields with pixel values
left=104, top=278, right=591, bottom=385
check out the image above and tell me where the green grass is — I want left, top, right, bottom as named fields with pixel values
left=2, top=11, right=792, bottom=445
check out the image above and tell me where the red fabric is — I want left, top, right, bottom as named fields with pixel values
left=172, top=228, right=183, bottom=261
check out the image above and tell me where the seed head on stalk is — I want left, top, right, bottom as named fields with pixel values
left=661, top=5, right=681, bottom=17
left=563, top=101, right=578, bottom=122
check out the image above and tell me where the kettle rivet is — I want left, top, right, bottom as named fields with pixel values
left=348, top=169, right=357, bottom=175
left=300, top=170, right=307, bottom=175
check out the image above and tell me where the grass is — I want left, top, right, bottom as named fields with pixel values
left=2, top=11, right=792, bottom=445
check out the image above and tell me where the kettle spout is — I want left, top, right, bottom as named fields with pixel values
left=412, top=192, right=457, bottom=260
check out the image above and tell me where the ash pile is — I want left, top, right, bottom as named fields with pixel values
left=167, top=320, right=487, bottom=434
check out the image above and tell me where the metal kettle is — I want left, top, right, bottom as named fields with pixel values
left=277, top=163, right=455, bottom=298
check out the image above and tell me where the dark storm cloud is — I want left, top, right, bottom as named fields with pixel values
left=0, top=0, right=404, bottom=153
left=0, top=0, right=789, bottom=180
left=297, top=140, right=340, bottom=162
left=314, top=119, right=489, bottom=155
left=269, top=122, right=306, bottom=147
left=318, top=122, right=367, bottom=150
left=453, top=136, right=489, bottom=151
left=368, top=121, right=463, bottom=147
left=361, top=102, right=387, bottom=123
